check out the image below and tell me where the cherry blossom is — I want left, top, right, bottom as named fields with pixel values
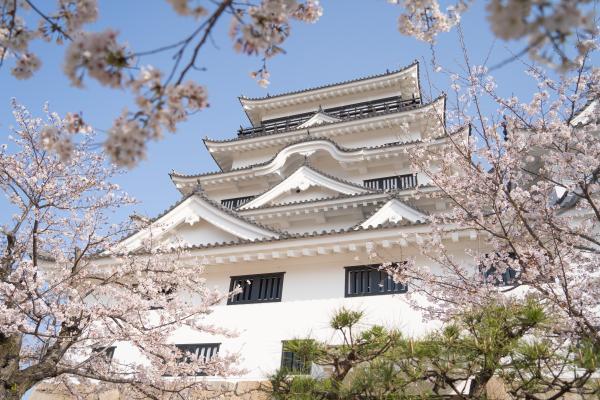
left=0, top=102, right=238, bottom=399
left=1, top=0, right=596, bottom=168
left=385, top=44, right=600, bottom=357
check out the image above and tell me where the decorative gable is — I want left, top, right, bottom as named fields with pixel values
left=359, top=198, right=427, bottom=228
left=240, top=165, right=370, bottom=210
left=297, top=111, right=341, bottom=128
left=120, top=194, right=278, bottom=251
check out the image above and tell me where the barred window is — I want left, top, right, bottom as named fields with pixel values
left=345, top=265, right=407, bottom=297
left=363, top=174, right=417, bottom=191
left=228, top=272, right=285, bottom=305
left=480, top=253, right=519, bottom=286
left=281, top=341, right=311, bottom=375
left=175, top=343, right=220, bottom=376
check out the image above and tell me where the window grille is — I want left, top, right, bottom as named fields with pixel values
left=175, top=343, right=221, bottom=376
left=345, top=265, right=407, bottom=297
left=363, top=174, right=417, bottom=191
left=480, top=253, right=519, bottom=286
left=221, top=195, right=256, bottom=209
left=281, top=341, right=311, bottom=375
left=228, top=272, right=285, bottom=305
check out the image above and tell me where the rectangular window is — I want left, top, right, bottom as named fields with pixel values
left=363, top=174, right=417, bottom=191
left=482, top=266, right=518, bottom=286
left=221, top=195, right=256, bottom=209
left=345, top=265, right=407, bottom=297
left=175, top=343, right=220, bottom=376
left=281, top=341, right=311, bottom=375
left=480, top=253, right=519, bottom=286
left=228, top=272, right=285, bottom=305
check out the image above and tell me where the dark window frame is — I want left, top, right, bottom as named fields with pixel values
left=227, top=272, right=285, bottom=305
left=344, top=264, right=408, bottom=298
left=281, top=341, right=311, bottom=375
left=221, top=195, right=256, bottom=209
left=479, top=253, right=520, bottom=287
left=174, top=343, right=221, bottom=376
left=363, top=173, right=418, bottom=191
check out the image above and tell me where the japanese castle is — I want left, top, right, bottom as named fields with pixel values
left=99, top=62, right=468, bottom=396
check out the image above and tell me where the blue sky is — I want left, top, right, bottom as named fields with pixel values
left=1, top=0, right=595, bottom=221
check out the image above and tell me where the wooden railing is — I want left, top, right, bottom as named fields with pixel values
left=237, top=95, right=421, bottom=137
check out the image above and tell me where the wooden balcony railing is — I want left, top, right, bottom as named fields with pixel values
left=237, top=95, right=421, bottom=137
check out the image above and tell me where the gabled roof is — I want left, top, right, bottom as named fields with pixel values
left=358, top=198, right=428, bottom=228
left=239, top=164, right=373, bottom=210
left=297, top=111, right=341, bottom=128
left=570, top=99, right=598, bottom=126
left=119, top=191, right=280, bottom=251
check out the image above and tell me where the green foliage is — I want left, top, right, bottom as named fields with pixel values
left=268, top=298, right=600, bottom=399
left=330, top=307, right=363, bottom=330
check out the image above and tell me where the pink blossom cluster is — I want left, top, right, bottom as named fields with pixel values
left=388, top=0, right=597, bottom=70
left=230, top=0, right=322, bottom=85
left=64, top=30, right=127, bottom=88
left=0, top=102, right=239, bottom=398
left=104, top=66, right=209, bottom=167
left=390, top=51, right=600, bottom=352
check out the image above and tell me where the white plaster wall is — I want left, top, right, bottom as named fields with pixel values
left=175, top=221, right=240, bottom=246
left=270, top=186, right=340, bottom=205
left=110, top=244, right=479, bottom=381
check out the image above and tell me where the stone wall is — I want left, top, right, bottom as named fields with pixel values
left=29, top=381, right=271, bottom=400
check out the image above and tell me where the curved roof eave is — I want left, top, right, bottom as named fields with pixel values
left=239, top=61, right=419, bottom=104
left=238, top=61, right=421, bottom=126
left=172, top=121, right=462, bottom=186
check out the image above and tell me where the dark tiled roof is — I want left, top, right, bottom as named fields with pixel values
left=95, top=218, right=429, bottom=260
left=239, top=61, right=419, bottom=102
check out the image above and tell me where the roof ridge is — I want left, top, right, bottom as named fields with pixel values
left=239, top=61, right=418, bottom=102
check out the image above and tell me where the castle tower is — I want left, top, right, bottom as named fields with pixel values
left=119, top=62, right=466, bottom=384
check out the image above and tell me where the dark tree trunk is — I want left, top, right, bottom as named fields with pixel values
left=0, top=333, right=35, bottom=400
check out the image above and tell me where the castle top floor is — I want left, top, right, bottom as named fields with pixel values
left=238, top=62, right=421, bottom=131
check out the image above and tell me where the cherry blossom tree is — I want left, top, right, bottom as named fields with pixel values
left=387, top=37, right=600, bottom=375
left=0, top=102, right=237, bottom=400
left=0, top=0, right=595, bottom=168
